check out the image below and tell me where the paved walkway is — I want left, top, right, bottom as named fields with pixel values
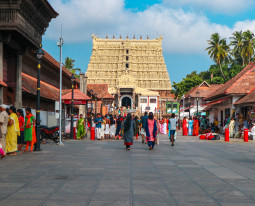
left=1, top=133, right=255, bottom=206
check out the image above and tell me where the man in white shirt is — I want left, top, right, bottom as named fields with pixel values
left=169, top=113, right=177, bottom=146
left=0, top=104, right=9, bottom=155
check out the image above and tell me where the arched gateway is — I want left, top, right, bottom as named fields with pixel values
left=120, top=95, right=132, bottom=108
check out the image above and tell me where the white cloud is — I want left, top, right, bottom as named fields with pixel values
left=45, top=0, right=255, bottom=55
left=163, top=0, right=254, bottom=14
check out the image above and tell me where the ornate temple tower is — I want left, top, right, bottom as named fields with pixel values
left=86, top=35, right=172, bottom=111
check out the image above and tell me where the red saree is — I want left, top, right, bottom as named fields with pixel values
left=182, top=119, right=188, bottom=136
left=193, top=119, right=199, bottom=136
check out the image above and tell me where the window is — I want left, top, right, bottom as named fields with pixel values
left=126, top=56, right=129, bottom=61
left=126, top=63, right=129, bottom=69
left=126, top=49, right=129, bottom=54
left=150, top=99, right=157, bottom=103
left=140, top=98, right=147, bottom=103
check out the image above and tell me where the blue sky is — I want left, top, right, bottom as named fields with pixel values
left=43, top=0, right=255, bottom=83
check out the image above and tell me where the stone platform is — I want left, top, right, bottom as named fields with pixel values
left=1, top=133, right=255, bottom=206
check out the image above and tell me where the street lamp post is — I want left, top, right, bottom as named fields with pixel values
left=89, top=89, right=93, bottom=126
left=177, top=98, right=181, bottom=130
left=196, top=91, right=200, bottom=116
left=95, top=93, right=98, bottom=117
left=34, top=44, right=44, bottom=151
left=70, top=74, right=76, bottom=139
left=188, top=94, right=191, bottom=118
left=182, top=95, right=185, bottom=118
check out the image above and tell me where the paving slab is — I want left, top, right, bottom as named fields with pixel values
left=0, top=132, right=255, bottom=205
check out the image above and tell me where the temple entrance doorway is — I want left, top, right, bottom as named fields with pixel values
left=121, top=96, right=132, bottom=108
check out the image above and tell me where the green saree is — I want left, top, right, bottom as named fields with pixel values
left=77, top=118, right=86, bottom=139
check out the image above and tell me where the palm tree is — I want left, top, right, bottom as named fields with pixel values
left=230, top=31, right=245, bottom=66
left=64, top=57, right=75, bottom=70
left=242, top=30, right=255, bottom=64
left=206, top=33, right=230, bottom=80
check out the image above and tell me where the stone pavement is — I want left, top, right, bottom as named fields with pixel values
left=1, top=133, right=255, bottom=206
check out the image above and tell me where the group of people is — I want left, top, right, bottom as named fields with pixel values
left=89, top=111, right=178, bottom=150
left=181, top=116, right=200, bottom=136
left=224, top=116, right=255, bottom=139
left=0, top=105, right=36, bottom=159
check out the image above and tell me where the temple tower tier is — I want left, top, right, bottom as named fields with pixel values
left=86, top=35, right=172, bottom=112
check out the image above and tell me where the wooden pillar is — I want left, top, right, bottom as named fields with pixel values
left=0, top=42, right=3, bottom=104
left=132, top=92, right=135, bottom=109
left=117, top=89, right=120, bottom=108
left=15, top=54, right=22, bottom=109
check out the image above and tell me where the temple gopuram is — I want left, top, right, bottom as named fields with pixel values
left=86, top=35, right=173, bottom=113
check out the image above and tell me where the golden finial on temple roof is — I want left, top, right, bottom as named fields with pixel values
left=133, top=35, right=135, bottom=39
left=140, top=35, right=142, bottom=40
left=147, top=35, right=149, bottom=39
left=120, top=35, right=122, bottom=39
left=106, top=35, right=108, bottom=39
left=113, top=35, right=115, bottom=39
left=126, top=35, right=129, bottom=39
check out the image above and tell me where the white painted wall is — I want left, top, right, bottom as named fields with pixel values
left=140, top=96, right=158, bottom=113
left=140, top=97, right=148, bottom=113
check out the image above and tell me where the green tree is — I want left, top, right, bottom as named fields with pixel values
left=230, top=31, right=245, bottom=66
left=64, top=57, right=75, bottom=70
left=173, top=71, right=203, bottom=98
left=206, top=33, right=230, bottom=80
left=64, top=57, right=81, bottom=76
left=242, top=30, right=255, bottom=65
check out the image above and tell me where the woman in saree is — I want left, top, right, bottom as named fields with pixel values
left=77, top=114, right=86, bottom=140
left=122, top=113, right=136, bottom=150
left=193, top=117, right=199, bottom=136
left=6, top=106, right=20, bottom=155
left=188, top=117, right=194, bottom=136
left=182, top=117, right=188, bottom=136
left=24, top=108, right=36, bottom=152
left=145, top=112, right=157, bottom=150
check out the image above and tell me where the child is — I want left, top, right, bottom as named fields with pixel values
left=0, top=143, right=5, bottom=159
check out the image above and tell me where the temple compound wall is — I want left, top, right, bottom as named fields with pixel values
left=86, top=35, right=172, bottom=113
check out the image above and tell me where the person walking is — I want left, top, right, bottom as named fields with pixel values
left=169, top=113, right=177, bottom=146
left=122, top=113, right=136, bottom=150
left=77, top=114, right=86, bottom=140
left=182, top=117, right=188, bottom=136
left=162, top=118, right=167, bottom=135
left=104, top=116, right=110, bottom=139
left=145, top=112, right=157, bottom=150
left=141, top=112, right=148, bottom=143
left=17, top=109, right=25, bottom=153
left=6, top=106, right=20, bottom=155
left=0, top=104, right=9, bottom=157
left=94, top=113, right=103, bottom=140
left=24, top=108, right=36, bottom=152
left=134, top=116, right=139, bottom=140
left=115, top=115, right=122, bottom=140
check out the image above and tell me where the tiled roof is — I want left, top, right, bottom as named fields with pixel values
left=0, top=80, right=7, bottom=87
left=43, top=50, right=80, bottom=83
left=87, top=84, right=114, bottom=99
left=185, top=81, right=222, bottom=99
left=234, top=87, right=255, bottom=105
left=62, top=89, right=91, bottom=100
left=22, top=73, right=59, bottom=101
left=206, top=63, right=255, bottom=100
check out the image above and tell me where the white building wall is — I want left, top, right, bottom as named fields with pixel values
left=139, top=96, right=158, bottom=113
